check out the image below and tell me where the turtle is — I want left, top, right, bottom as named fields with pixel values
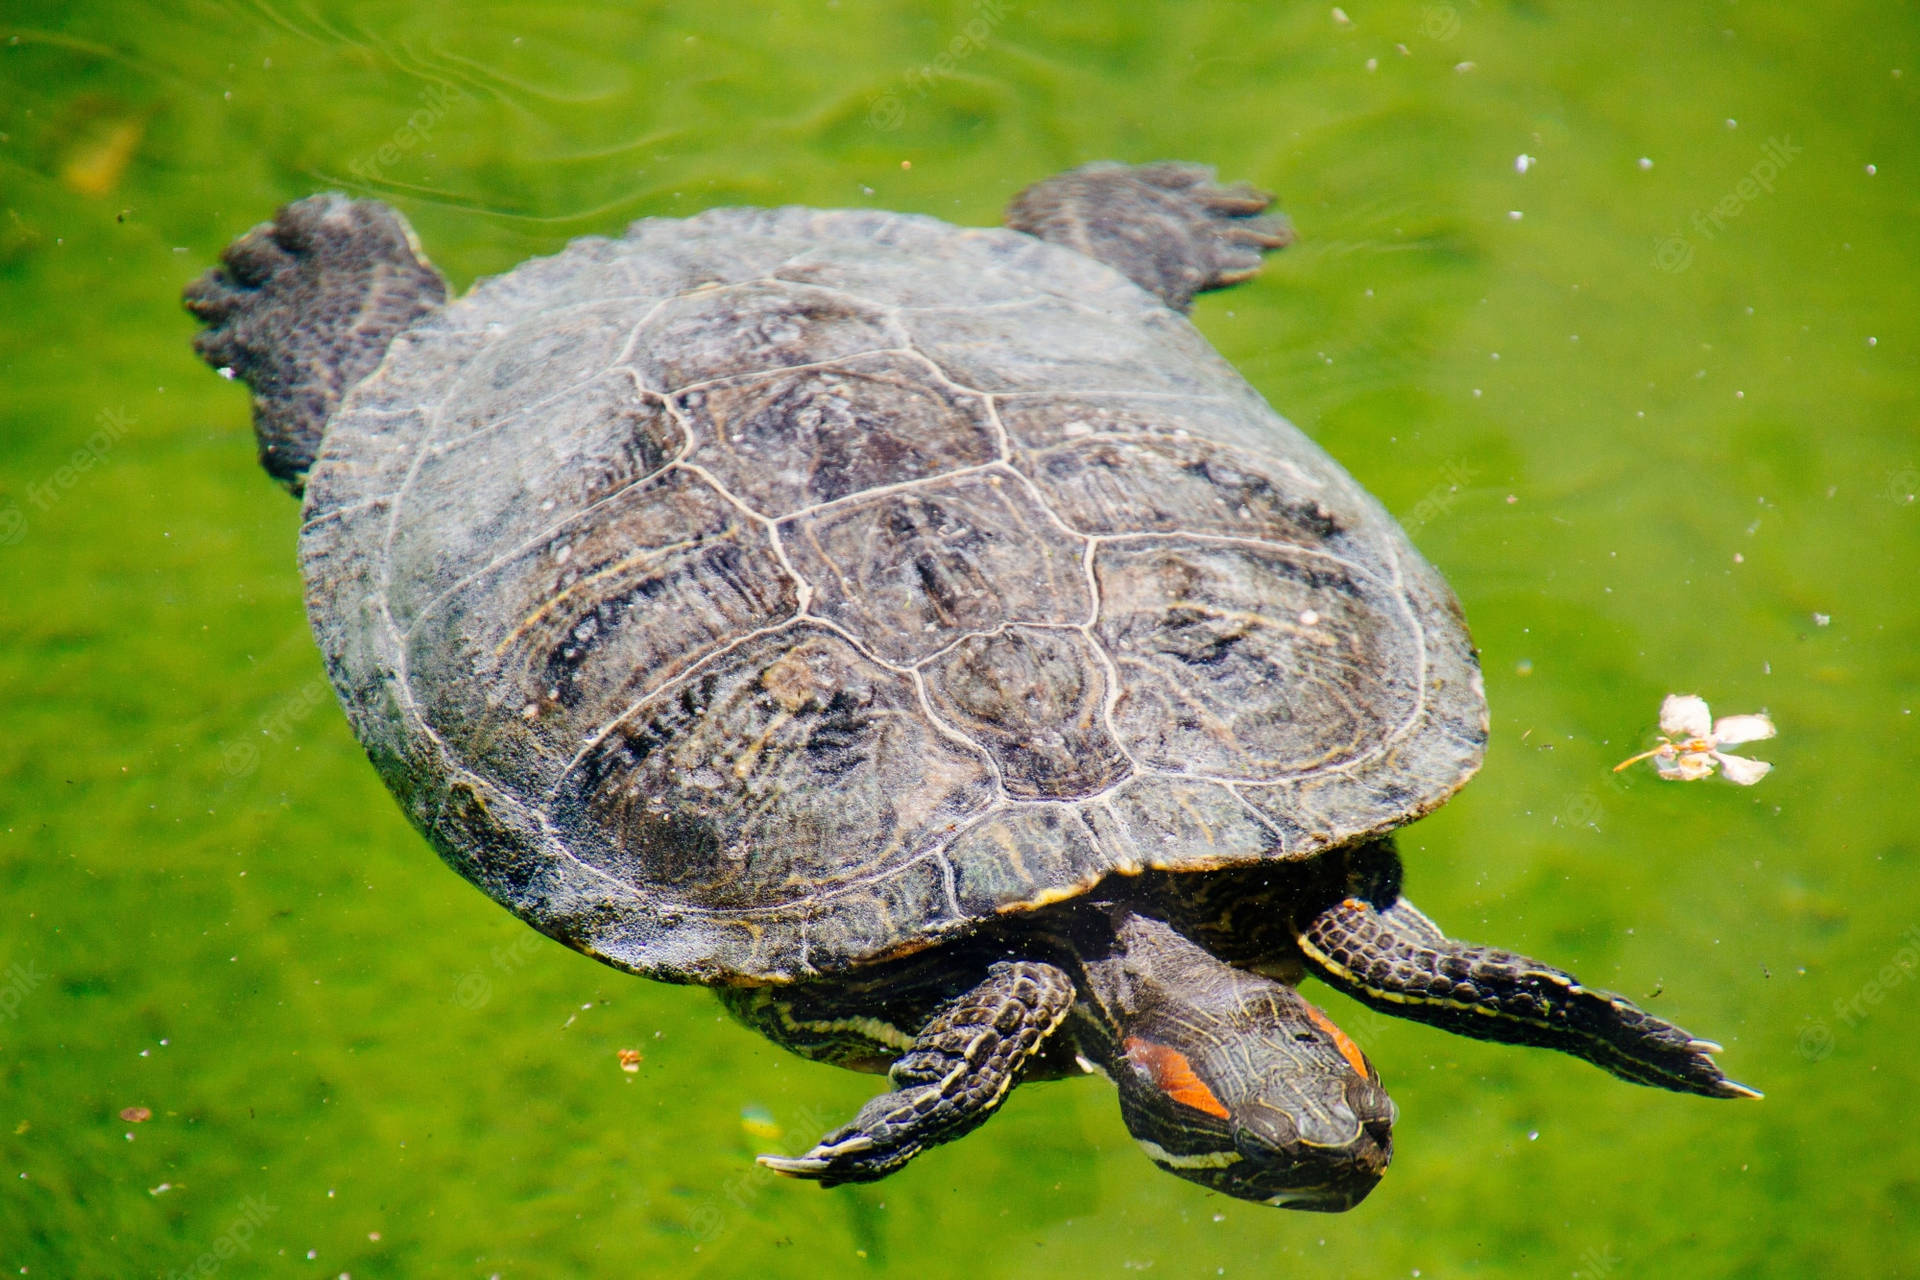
left=183, top=161, right=1756, bottom=1212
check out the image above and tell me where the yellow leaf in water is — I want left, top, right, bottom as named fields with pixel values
left=740, top=1104, right=781, bottom=1140
left=61, top=119, right=145, bottom=197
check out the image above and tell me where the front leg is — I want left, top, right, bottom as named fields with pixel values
left=760, top=960, right=1075, bottom=1185
left=1297, top=843, right=1760, bottom=1100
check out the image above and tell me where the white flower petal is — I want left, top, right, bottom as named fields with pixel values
left=1659, top=694, right=1713, bottom=740
left=1715, top=752, right=1772, bottom=785
left=1711, top=713, right=1775, bottom=746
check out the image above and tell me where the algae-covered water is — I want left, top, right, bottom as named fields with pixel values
left=3, top=2, right=1917, bottom=1275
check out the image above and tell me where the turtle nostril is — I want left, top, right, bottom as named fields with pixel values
left=1293, top=1098, right=1359, bottom=1148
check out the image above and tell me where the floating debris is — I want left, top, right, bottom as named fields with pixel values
left=617, top=1048, right=644, bottom=1073
left=1614, top=694, right=1775, bottom=784
left=119, top=1106, right=151, bottom=1123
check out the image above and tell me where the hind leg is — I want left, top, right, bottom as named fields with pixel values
left=183, top=194, right=446, bottom=493
left=1005, top=161, right=1292, bottom=311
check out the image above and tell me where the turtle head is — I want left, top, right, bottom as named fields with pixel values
left=1094, top=912, right=1396, bottom=1211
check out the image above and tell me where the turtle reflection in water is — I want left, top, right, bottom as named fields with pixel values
left=184, top=161, right=1756, bottom=1211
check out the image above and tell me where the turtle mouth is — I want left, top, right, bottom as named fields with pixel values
left=1244, top=1139, right=1390, bottom=1212
left=1131, top=1130, right=1387, bottom=1211
left=1225, top=1102, right=1394, bottom=1211
left=1263, top=1177, right=1380, bottom=1213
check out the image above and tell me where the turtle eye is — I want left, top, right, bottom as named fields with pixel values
left=1123, top=1035, right=1231, bottom=1119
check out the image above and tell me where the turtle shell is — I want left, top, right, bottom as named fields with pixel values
left=299, top=205, right=1486, bottom=984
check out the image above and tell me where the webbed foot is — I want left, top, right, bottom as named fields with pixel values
left=1005, top=161, right=1292, bottom=311
left=183, top=194, right=445, bottom=493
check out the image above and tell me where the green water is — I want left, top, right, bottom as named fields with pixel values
left=3, top=1, right=1916, bottom=1275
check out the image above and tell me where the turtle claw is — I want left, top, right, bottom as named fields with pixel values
left=1677, top=1030, right=1760, bottom=1099
left=756, top=1127, right=898, bottom=1187
left=1646, top=1037, right=1759, bottom=1100
left=757, top=1151, right=831, bottom=1177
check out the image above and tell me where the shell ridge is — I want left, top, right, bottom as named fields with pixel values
left=397, top=424, right=699, bottom=647
left=907, top=665, right=1007, bottom=793
left=546, top=614, right=810, bottom=801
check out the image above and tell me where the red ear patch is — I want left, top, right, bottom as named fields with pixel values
left=1301, top=1001, right=1372, bottom=1082
left=1122, top=1036, right=1231, bottom=1119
